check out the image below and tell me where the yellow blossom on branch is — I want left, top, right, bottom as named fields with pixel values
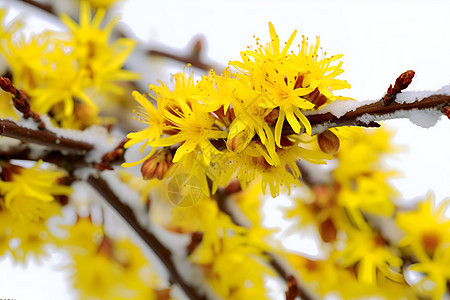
left=396, top=195, right=450, bottom=260
left=336, top=222, right=404, bottom=285
left=0, top=160, right=72, bottom=221
left=60, top=0, right=139, bottom=97
left=231, top=22, right=350, bottom=146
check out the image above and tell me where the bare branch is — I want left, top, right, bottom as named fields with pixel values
left=17, top=0, right=55, bottom=15
left=0, top=119, right=93, bottom=153
left=306, top=93, right=450, bottom=134
left=87, top=175, right=207, bottom=300
left=148, top=36, right=224, bottom=72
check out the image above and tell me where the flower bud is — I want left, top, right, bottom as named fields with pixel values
left=318, top=130, right=340, bottom=154
left=141, top=157, right=158, bottom=180
left=140, top=149, right=173, bottom=180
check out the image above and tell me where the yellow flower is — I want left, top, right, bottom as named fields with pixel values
left=334, top=127, right=398, bottom=227
left=225, top=76, right=279, bottom=164
left=60, top=217, right=104, bottom=254
left=6, top=220, right=56, bottom=263
left=29, top=43, right=95, bottom=118
left=126, top=72, right=227, bottom=168
left=123, top=90, right=168, bottom=167
left=151, top=95, right=226, bottom=166
left=286, top=252, right=415, bottom=299
left=409, top=244, right=450, bottom=300
left=2, top=33, right=51, bottom=92
left=231, top=22, right=350, bottom=146
left=216, top=135, right=331, bottom=197
left=192, top=234, right=275, bottom=300
left=65, top=219, right=159, bottom=299
left=396, top=195, right=450, bottom=260
left=172, top=196, right=244, bottom=261
left=337, top=170, right=397, bottom=227
left=60, top=0, right=138, bottom=97
left=336, top=223, right=404, bottom=285
left=0, top=161, right=72, bottom=221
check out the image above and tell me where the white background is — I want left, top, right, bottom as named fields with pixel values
left=1, top=0, right=450, bottom=299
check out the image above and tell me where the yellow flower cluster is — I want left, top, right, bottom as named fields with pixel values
left=396, top=195, right=450, bottom=300
left=60, top=218, right=161, bottom=300
left=170, top=195, right=275, bottom=299
left=0, top=160, right=72, bottom=262
left=125, top=23, right=350, bottom=197
left=283, top=127, right=406, bottom=295
left=333, top=127, right=398, bottom=227
left=0, top=1, right=137, bottom=129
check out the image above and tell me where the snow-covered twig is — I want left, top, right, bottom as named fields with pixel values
left=306, top=92, right=450, bottom=134
left=0, top=119, right=94, bottom=153
left=148, top=36, right=224, bottom=72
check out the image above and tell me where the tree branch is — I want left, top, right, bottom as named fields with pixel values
left=87, top=175, right=207, bottom=300
left=0, top=119, right=93, bottom=153
left=17, top=0, right=55, bottom=15
left=148, top=37, right=224, bottom=72
left=306, top=93, right=450, bottom=134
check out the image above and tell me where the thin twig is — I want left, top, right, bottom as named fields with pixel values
left=87, top=175, right=207, bottom=300
left=0, top=76, right=45, bottom=129
left=148, top=37, right=224, bottom=72
left=0, top=119, right=93, bottom=153
left=304, top=94, right=450, bottom=134
left=17, top=0, right=55, bottom=15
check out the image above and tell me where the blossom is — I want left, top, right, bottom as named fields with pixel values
left=28, top=44, right=95, bottom=118
left=171, top=196, right=244, bottom=259
left=215, top=135, right=332, bottom=197
left=60, top=0, right=138, bottom=97
left=123, top=90, right=168, bottom=167
left=409, top=244, right=450, bottom=300
left=336, top=223, right=404, bottom=285
left=231, top=22, right=350, bottom=146
left=125, top=72, right=227, bottom=168
left=63, top=218, right=159, bottom=299
left=396, top=195, right=450, bottom=260
left=192, top=233, right=275, bottom=300
left=0, top=161, right=71, bottom=262
left=0, top=161, right=72, bottom=221
left=333, top=127, right=398, bottom=227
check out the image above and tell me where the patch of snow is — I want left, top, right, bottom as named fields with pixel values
left=304, top=99, right=377, bottom=118
left=396, top=84, right=450, bottom=104
left=357, top=108, right=443, bottom=129
left=38, top=115, right=123, bottom=163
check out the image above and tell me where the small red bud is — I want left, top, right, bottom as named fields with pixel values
left=443, top=106, right=450, bottom=119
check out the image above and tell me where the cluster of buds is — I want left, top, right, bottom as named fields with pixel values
left=141, top=148, right=173, bottom=180
left=381, top=70, right=415, bottom=106
left=0, top=76, right=45, bottom=129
